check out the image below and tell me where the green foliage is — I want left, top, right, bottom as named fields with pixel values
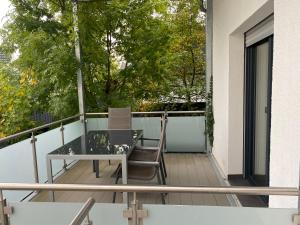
left=164, top=0, right=206, bottom=107
left=206, top=76, right=214, bottom=147
left=0, top=63, right=35, bottom=136
left=0, top=0, right=206, bottom=136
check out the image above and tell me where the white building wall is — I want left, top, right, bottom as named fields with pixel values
left=212, top=0, right=300, bottom=208
left=212, top=0, right=272, bottom=176
left=269, top=0, right=300, bottom=208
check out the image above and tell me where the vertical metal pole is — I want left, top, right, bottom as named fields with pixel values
left=85, top=213, right=92, bottom=225
left=0, top=190, right=8, bottom=225
left=131, top=192, right=137, bottom=225
left=205, top=0, right=213, bottom=154
left=122, top=156, right=128, bottom=204
left=47, top=157, right=55, bottom=202
left=298, top=163, right=300, bottom=223
left=31, top=132, right=39, bottom=184
left=72, top=0, right=87, bottom=136
left=60, top=123, right=68, bottom=170
left=164, top=112, right=167, bottom=152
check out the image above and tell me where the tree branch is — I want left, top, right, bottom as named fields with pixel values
left=199, top=0, right=207, bottom=13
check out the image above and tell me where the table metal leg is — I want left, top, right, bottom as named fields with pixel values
left=95, top=160, right=100, bottom=178
left=46, top=158, right=55, bottom=202
left=122, top=156, right=128, bottom=204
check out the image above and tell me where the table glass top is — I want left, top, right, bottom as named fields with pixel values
left=48, top=130, right=143, bottom=156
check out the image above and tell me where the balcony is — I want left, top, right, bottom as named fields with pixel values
left=0, top=111, right=299, bottom=225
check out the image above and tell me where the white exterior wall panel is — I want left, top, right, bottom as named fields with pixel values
left=212, top=0, right=300, bottom=208
left=269, top=0, right=300, bottom=208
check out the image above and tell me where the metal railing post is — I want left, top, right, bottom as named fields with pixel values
left=293, top=163, right=300, bottom=225
left=123, top=192, right=148, bottom=225
left=60, top=123, right=67, bottom=170
left=0, top=190, right=8, bottom=225
left=30, top=132, right=39, bottom=184
left=69, top=197, right=95, bottom=225
left=164, top=111, right=168, bottom=152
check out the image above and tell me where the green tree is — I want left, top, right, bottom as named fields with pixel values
left=165, top=0, right=206, bottom=108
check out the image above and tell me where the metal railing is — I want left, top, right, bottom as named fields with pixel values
left=0, top=183, right=298, bottom=196
left=0, top=111, right=205, bottom=187
left=69, top=197, right=95, bottom=225
left=0, top=183, right=299, bottom=225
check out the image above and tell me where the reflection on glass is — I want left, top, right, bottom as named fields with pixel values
left=49, top=130, right=143, bottom=156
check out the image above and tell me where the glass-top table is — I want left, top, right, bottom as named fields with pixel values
left=46, top=130, right=143, bottom=203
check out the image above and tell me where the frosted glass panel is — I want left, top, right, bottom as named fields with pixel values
left=0, top=138, right=34, bottom=201
left=9, top=202, right=127, bottom=225
left=36, top=126, right=63, bottom=183
left=87, top=118, right=108, bottom=131
left=254, top=42, right=269, bottom=175
left=133, top=117, right=161, bottom=147
left=143, top=204, right=297, bottom=225
left=64, top=120, right=84, bottom=143
left=9, top=203, right=296, bottom=225
left=0, top=120, right=83, bottom=201
left=166, top=116, right=206, bottom=152
left=87, top=116, right=206, bottom=152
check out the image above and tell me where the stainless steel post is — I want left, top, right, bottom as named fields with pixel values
left=60, top=123, right=67, bottom=170
left=164, top=112, right=167, bottom=152
left=72, top=0, right=87, bottom=136
left=30, top=132, right=39, bottom=183
left=69, top=197, right=95, bottom=225
left=0, top=190, right=8, bottom=225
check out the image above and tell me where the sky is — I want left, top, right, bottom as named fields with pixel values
left=0, top=0, right=11, bottom=28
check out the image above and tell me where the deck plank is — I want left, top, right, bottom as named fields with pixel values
left=32, top=154, right=230, bottom=206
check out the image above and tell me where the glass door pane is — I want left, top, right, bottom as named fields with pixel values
left=254, top=42, right=269, bottom=181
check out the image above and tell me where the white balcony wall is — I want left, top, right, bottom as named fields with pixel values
left=212, top=0, right=272, bottom=176
left=212, top=0, right=300, bottom=208
left=269, top=0, right=300, bottom=208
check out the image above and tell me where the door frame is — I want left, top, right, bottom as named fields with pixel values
left=244, top=35, right=273, bottom=187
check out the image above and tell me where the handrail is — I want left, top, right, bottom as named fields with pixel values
left=86, top=110, right=205, bottom=116
left=0, top=111, right=204, bottom=144
left=0, top=183, right=298, bottom=196
left=0, top=114, right=81, bottom=144
left=0, top=110, right=205, bottom=144
left=69, top=197, right=95, bottom=225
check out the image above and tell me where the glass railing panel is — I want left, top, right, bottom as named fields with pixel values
left=166, top=116, right=206, bottom=152
left=0, top=139, right=34, bottom=201
left=0, top=120, right=83, bottom=201
left=132, top=117, right=161, bottom=147
left=9, top=202, right=127, bottom=225
left=35, top=120, right=83, bottom=184
left=35, top=126, right=64, bottom=184
left=87, top=118, right=108, bottom=131
left=87, top=116, right=206, bottom=151
left=143, top=204, right=297, bottom=225
left=63, top=120, right=84, bottom=143
left=87, top=117, right=161, bottom=147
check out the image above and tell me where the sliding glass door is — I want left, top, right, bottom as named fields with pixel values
left=244, top=36, right=273, bottom=187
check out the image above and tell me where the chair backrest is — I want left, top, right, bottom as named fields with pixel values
left=108, top=107, right=132, bottom=130
left=155, top=115, right=168, bottom=162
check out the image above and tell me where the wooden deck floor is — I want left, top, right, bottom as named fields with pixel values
left=32, top=154, right=230, bottom=206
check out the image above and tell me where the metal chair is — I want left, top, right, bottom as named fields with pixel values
left=108, top=107, right=132, bottom=129
left=93, top=107, right=132, bottom=176
left=112, top=119, right=167, bottom=204
left=131, top=114, right=168, bottom=178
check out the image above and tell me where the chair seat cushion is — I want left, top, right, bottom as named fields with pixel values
left=129, top=149, right=158, bottom=161
left=113, top=163, right=157, bottom=180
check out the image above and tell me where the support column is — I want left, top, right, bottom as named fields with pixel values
left=72, top=0, right=87, bottom=135
left=205, top=0, right=213, bottom=153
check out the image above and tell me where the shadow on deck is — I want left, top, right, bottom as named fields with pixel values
left=32, top=153, right=230, bottom=206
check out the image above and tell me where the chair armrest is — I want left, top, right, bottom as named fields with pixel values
left=135, top=146, right=159, bottom=151
left=139, top=137, right=160, bottom=141
left=128, top=160, right=159, bottom=166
